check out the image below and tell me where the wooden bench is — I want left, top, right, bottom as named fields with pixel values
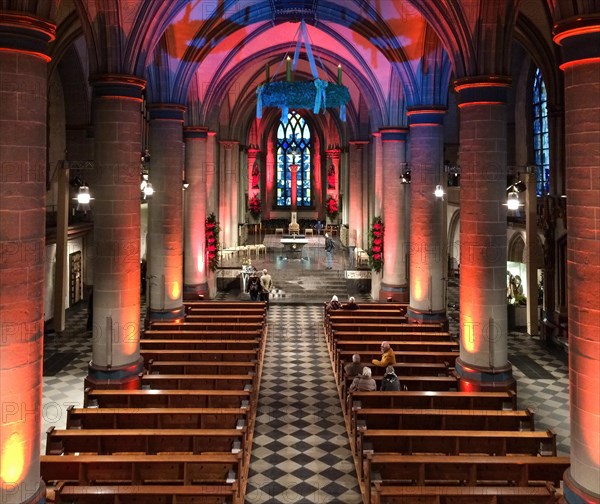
left=148, top=321, right=264, bottom=332
left=364, top=454, right=570, bottom=503
left=184, top=314, right=265, bottom=323
left=353, top=409, right=535, bottom=446
left=141, top=373, right=255, bottom=391
left=84, top=389, right=252, bottom=409
left=331, top=322, right=444, bottom=334
left=350, top=391, right=517, bottom=412
left=324, top=302, right=408, bottom=318
left=185, top=301, right=265, bottom=308
left=52, top=482, right=236, bottom=504
left=41, top=453, right=242, bottom=486
left=186, top=306, right=266, bottom=315
left=140, top=349, right=259, bottom=364
left=143, top=330, right=262, bottom=340
left=141, top=339, right=260, bottom=351
left=335, top=339, right=459, bottom=355
left=359, top=428, right=557, bottom=458
left=372, top=484, right=561, bottom=504
left=337, top=350, right=459, bottom=378
left=148, top=360, right=258, bottom=376
left=46, top=426, right=246, bottom=456
left=343, top=375, right=458, bottom=398
left=66, top=406, right=248, bottom=430
left=331, top=331, right=452, bottom=348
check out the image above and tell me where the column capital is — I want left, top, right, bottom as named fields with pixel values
left=453, top=75, right=511, bottom=108
left=326, top=148, right=341, bottom=159
left=380, top=128, right=409, bottom=142
left=0, top=12, right=55, bottom=61
left=247, top=147, right=261, bottom=158
left=183, top=126, right=208, bottom=139
left=148, top=103, right=186, bottom=122
left=349, top=140, right=369, bottom=148
left=90, top=74, right=146, bottom=101
left=407, top=106, right=447, bottom=126
left=220, top=140, right=239, bottom=149
left=553, top=15, right=600, bottom=70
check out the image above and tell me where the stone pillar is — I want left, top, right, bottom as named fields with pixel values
left=147, top=104, right=185, bottom=320
left=219, top=141, right=239, bottom=248
left=554, top=17, right=600, bottom=502
left=349, top=141, right=368, bottom=252
left=523, top=171, right=541, bottom=336
left=87, top=75, right=145, bottom=389
left=265, top=138, right=275, bottom=219
left=371, top=132, right=383, bottom=217
left=183, top=127, right=208, bottom=299
left=0, top=13, right=54, bottom=504
left=453, top=76, right=514, bottom=392
left=407, top=108, right=447, bottom=324
left=206, top=131, right=217, bottom=215
left=380, top=128, right=409, bottom=302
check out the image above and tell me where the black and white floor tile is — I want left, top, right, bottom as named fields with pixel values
left=245, top=306, right=363, bottom=503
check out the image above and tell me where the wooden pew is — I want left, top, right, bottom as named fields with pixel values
left=364, top=454, right=570, bottom=503
left=148, top=360, right=257, bottom=376
left=140, top=349, right=259, bottom=364
left=149, top=321, right=264, bottom=332
left=335, top=339, right=459, bottom=354
left=52, top=482, right=236, bottom=504
left=372, top=484, right=561, bottom=504
left=184, top=314, right=265, bottom=324
left=331, top=322, right=444, bottom=335
left=353, top=408, right=535, bottom=448
left=140, top=373, right=254, bottom=391
left=140, top=340, right=260, bottom=352
left=350, top=390, right=517, bottom=412
left=143, top=330, right=262, bottom=340
left=356, top=428, right=556, bottom=481
left=337, top=350, right=459, bottom=377
left=359, top=428, right=557, bottom=458
left=84, top=388, right=251, bottom=409
left=331, top=331, right=453, bottom=351
left=46, top=426, right=246, bottom=456
left=186, top=301, right=266, bottom=309
left=342, top=375, right=458, bottom=398
left=41, top=453, right=242, bottom=486
left=66, top=406, right=248, bottom=430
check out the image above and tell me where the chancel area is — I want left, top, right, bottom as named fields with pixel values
left=0, top=1, right=599, bottom=503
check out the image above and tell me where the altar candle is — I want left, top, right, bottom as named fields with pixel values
left=337, top=64, right=342, bottom=85
left=286, top=56, right=291, bottom=82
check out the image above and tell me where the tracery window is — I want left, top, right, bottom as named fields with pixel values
left=533, top=68, right=549, bottom=196
left=276, top=111, right=311, bottom=207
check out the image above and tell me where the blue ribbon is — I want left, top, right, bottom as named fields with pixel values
left=256, top=84, right=264, bottom=119
left=313, top=79, right=328, bottom=113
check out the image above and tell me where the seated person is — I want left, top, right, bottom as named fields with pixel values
left=344, top=296, right=359, bottom=310
left=372, top=341, right=396, bottom=367
left=344, top=354, right=363, bottom=378
left=326, top=295, right=342, bottom=311
left=380, top=365, right=401, bottom=391
left=348, top=366, right=376, bottom=393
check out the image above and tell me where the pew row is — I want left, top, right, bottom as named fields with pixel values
left=141, top=374, right=254, bottom=391
left=147, top=360, right=257, bottom=375
left=46, top=426, right=246, bottom=456
left=66, top=406, right=248, bottom=430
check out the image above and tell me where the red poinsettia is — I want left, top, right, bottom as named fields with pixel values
left=368, top=217, right=384, bottom=273
left=325, top=196, right=339, bottom=220
left=249, top=194, right=261, bottom=218
left=205, top=213, right=220, bottom=271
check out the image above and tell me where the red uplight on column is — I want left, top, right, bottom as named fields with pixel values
left=1, top=432, right=25, bottom=485
left=290, top=164, right=299, bottom=210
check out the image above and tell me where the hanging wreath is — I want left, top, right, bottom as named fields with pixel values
left=368, top=216, right=384, bottom=273
left=249, top=194, right=261, bottom=218
left=205, top=212, right=220, bottom=272
left=325, top=196, right=339, bottom=220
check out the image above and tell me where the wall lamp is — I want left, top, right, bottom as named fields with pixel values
left=182, top=179, right=190, bottom=190
left=399, top=163, right=411, bottom=184
left=505, top=181, right=526, bottom=210
left=74, top=184, right=94, bottom=212
left=434, top=184, right=445, bottom=199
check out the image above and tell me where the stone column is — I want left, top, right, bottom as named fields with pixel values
left=219, top=141, right=239, bottom=248
left=147, top=104, right=185, bottom=320
left=380, top=128, right=409, bottom=302
left=183, top=127, right=208, bottom=299
left=86, top=75, right=145, bottom=388
left=206, top=131, right=217, bottom=215
left=407, top=108, right=447, bottom=323
left=264, top=139, right=275, bottom=219
left=453, top=76, right=514, bottom=392
left=554, top=17, right=600, bottom=502
left=349, top=141, right=368, bottom=252
left=0, top=13, right=54, bottom=504
left=371, top=132, right=383, bottom=217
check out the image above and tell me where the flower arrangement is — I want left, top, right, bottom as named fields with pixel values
left=325, top=196, right=339, bottom=220
left=368, top=216, right=384, bottom=273
left=205, top=212, right=220, bottom=272
left=249, top=194, right=261, bottom=218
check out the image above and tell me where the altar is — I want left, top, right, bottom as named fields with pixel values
left=280, top=235, right=308, bottom=260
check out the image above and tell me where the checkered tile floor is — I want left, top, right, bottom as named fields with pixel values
left=246, top=306, right=362, bottom=503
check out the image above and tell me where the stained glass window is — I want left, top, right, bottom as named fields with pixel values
left=533, top=68, right=549, bottom=196
left=276, top=111, right=312, bottom=207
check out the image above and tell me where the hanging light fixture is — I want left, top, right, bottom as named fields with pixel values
left=74, top=184, right=93, bottom=212
left=504, top=181, right=525, bottom=210
left=434, top=184, right=445, bottom=198
left=143, top=181, right=154, bottom=199
left=182, top=179, right=190, bottom=190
